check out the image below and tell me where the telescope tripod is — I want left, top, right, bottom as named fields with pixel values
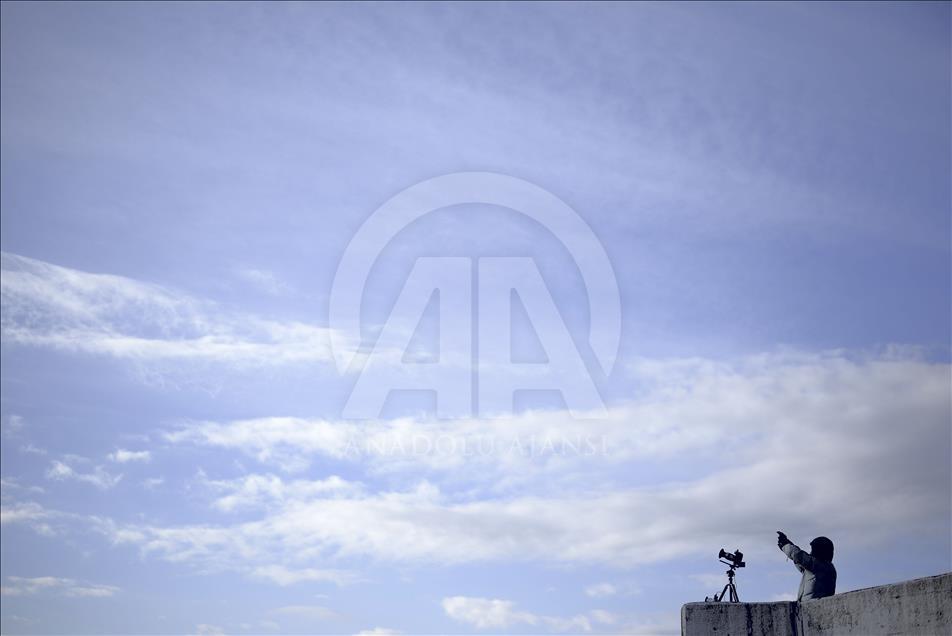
left=712, top=565, right=740, bottom=602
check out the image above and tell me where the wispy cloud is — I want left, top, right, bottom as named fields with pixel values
left=235, top=267, right=293, bottom=296
left=270, top=605, right=338, bottom=621
left=442, top=596, right=602, bottom=632
left=0, top=576, right=119, bottom=598
left=584, top=582, right=616, bottom=598
left=142, top=477, right=165, bottom=489
left=198, top=473, right=361, bottom=513
left=0, top=478, right=45, bottom=496
left=164, top=350, right=952, bottom=494
left=5, top=350, right=948, bottom=595
left=45, top=460, right=122, bottom=490
left=251, top=565, right=360, bottom=587
left=688, top=573, right=729, bottom=590
left=0, top=502, right=57, bottom=530
left=108, top=350, right=950, bottom=575
left=108, top=449, right=151, bottom=464
left=0, top=252, right=336, bottom=371
left=2, top=414, right=25, bottom=437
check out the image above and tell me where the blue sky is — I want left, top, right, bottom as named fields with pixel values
left=1, top=2, right=950, bottom=634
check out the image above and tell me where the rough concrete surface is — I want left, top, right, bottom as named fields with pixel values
left=682, top=572, right=951, bottom=636
left=800, top=572, right=951, bottom=636
left=681, top=601, right=799, bottom=636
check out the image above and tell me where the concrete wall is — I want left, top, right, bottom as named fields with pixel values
left=681, top=601, right=798, bottom=636
left=799, top=572, right=952, bottom=636
left=682, top=572, right=951, bottom=636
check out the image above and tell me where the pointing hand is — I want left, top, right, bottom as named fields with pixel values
left=777, top=531, right=790, bottom=549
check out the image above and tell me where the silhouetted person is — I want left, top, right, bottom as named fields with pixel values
left=777, top=531, right=836, bottom=601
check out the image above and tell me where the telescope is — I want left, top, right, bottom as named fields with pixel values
left=719, top=548, right=745, bottom=568
left=706, top=548, right=745, bottom=602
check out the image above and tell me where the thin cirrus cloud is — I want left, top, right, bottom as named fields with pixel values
left=269, top=605, right=338, bottom=621
left=250, top=565, right=360, bottom=587
left=0, top=502, right=59, bottom=535
left=45, top=460, right=121, bottom=490
left=0, top=576, right=118, bottom=598
left=108, top=449, right=151, bottom=464
left=0, top=251, right=335, bottom=368
left=1, top=414, right=25, bottom=437
left=584, top=583, right=617, bottom=598
left=234, top=267, right=293, bottom=297
left=196, top=472, right=362, bottom=513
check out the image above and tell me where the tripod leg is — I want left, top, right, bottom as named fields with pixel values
left=715, top=583, right=730, bottom=602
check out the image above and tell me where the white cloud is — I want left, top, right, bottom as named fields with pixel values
left=442, top=596, right=539, bottom=630
left=0, top=501, right=59, bottom=536
left=584, top=582, right=616, bottom=598
left=1, top=576, right=118, bottom=598
left=0, top=576, right=64, bottom=596
left=235, top=268, right=292, bottom=296
left=9, top=351, right=951, bottom=593
left=67, top=584, right=121, bottom=598
left=0, top=252, right=336, bottom=374
left=0, top=478, right=45, bottom=495
left=163, top=417, right=356, bottom=472
left=355, top=628, right=401, bottom=635
left=143, top=477, right=165, bottom=489
left=689, top=573, right=729, bottom=590
left=250, top=565, right=359, bottom=587
left=589, top=609, right=617, bottom=625
left=2, top=414, right=25, bottom=437
left=0, top=502, right=47, bottom=524
left=163, top=349, right=951, bottom=496
left=442, top=596, right=593, bottom=632
left=194, top=624, right=225, bottom=636
left=585, top=582, right=640, bottom=598
left=270, top=605, right=338, bottom=620
left=198, top=473, right=361, bottom=513
left=109, top=449, right=152, bottom=463
left=45, top=460, right=121, bottom=490
left=106, top=477, right=768, bottom=567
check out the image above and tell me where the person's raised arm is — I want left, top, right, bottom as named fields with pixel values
left=778, top=531, right=818, bottom=572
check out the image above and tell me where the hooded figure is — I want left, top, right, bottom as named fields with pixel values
left=777, top=532, right=836, bottom=601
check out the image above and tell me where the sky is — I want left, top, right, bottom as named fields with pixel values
left=1, top=2, right=950, bottom=634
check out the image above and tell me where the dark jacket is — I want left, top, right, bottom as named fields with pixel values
left=782, top=542, right=836, bottom=601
